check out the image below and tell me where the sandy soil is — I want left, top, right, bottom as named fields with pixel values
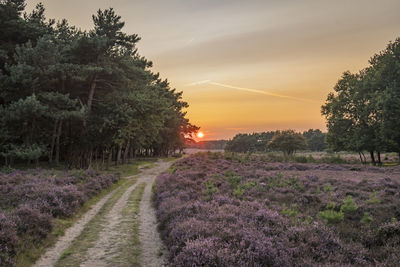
left=34, top=160, right=172, bottom=267
left=138, top=161, right=171, bottom=267
left=34, top=187, right=118, bottom=267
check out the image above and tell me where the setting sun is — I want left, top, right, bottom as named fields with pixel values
left=197, top=132, right=204, bottom=138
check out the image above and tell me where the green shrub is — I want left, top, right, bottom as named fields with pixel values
left=203, top=180, right=218, bottom=195
left=282, top=203, right=298, bottom=220
left=307, top=155, right=316, bottom=163
left=227, top=175, right=242, bottom=188
left=361, top=212, right=373, bottom=224
left=319, top=202, right=344, bottom=224
left=294, top=156, right=308, bottom=163
left=319, top=209, right=344, bottom=224
left=326, top=202, right=336, bottom=210
left=366, top=191, right=381, bottom=204
left=340, top=196, right=358, bottom=214
left=242, top=181, right=257, bottom=189
left=322, top=183, right=334, bottom=193
left=233, top=186, right=245, bottom=198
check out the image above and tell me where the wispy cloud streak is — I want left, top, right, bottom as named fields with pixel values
left=186, top=80, right=315, bottom=102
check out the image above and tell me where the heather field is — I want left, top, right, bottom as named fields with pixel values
left=0, top=169, right=119, bottom=266
left=155, top=152, right=400, bottom=266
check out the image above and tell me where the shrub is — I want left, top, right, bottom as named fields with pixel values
left=319, top=209, right=344, bottom=224
left=227, top=174, right=241, bottom=188
left=232, top=186, right=245, bottom=198
left=295, top=156, right=308, bottom=163
left=340, top=196, right=358, bottom=214
left=203, top=180, right=218, bottom=196
left=281, top=203, right=298, bottom=221
left=361, top=212, right=373, bottom=225
left=321, top=156, right=348, bottom=164
left=366, top=191, right=381, bottom=204
left=322, top=183, right=333, bottom=193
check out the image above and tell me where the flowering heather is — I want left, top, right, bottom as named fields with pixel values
left=0, top=168, right=119, bottom=266
left=154, top=152, right=400, bottom=266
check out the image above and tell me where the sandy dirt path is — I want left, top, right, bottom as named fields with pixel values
left=34, top=187, right=118, bottom=267
left=138, top=161, right=171, bottom=267
left=35, top=160, right=172, bottom=267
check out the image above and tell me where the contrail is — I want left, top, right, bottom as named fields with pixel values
left=186, top=80, right=315, bottom=102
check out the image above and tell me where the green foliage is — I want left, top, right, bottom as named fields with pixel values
left=282, top=203, right=298, bottom=220
left=294, top=156, right=308, bottom=163
left=340, top=196, right=358, bottom=214
left=303, top=129, right=328, bottom=151
left=232, top=186, right=245, bottom=198
left=225, top=132, right=277, bottom=153
left=203, top=180, right=218, bottom=196
left=0, top=2, right=198, bottom=167
left=319, top=209, right=344, bottom=224
left=367, top=191, right=381, bottom=204
left=322, top=183, right=334, bottom=193
left=266, top=173, right=304, bottom=191
left=225, top=172, right=242, bottom=188
left=361, top=212, right=373, bottom=224
left=322, top=38, right=400, bottom=164
left=319, top=203, right=344, bottom=224
left=268, top=130, right=307, bottom=158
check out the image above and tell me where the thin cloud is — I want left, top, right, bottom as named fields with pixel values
left=186, top=80, right=315, bottom=102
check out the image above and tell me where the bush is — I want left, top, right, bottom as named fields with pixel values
left=319, top=209, right=344, bottom=224
left=340, top=196, right=358, bottom=214
left=295, top=156, right=308, bottom=163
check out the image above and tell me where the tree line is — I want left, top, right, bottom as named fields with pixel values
left=224, top=129, right=327, bottom=153
left=322, top=38, right=400, bottom=165
left=0, top=1, right=198, bottom=168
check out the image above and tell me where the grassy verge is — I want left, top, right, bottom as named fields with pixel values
left=16, top=160, right=149, bottom=267
left=106, top=159, right=157, bottom=177
left=109, top=182, right=146, bottom=266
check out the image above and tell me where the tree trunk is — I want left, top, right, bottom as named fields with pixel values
left=55, top=120, right=63, bottom=165
left=102, top=150, right=105, bottom=168
left=107, top=148, right=112, bottom=169
left=87, top=77, right=97, bottom=114
left=123, top=140, right=130, bottom=164
left=116, top=146, right=122, bottom=166
left=370, top=151, right=376, bottom=166
left=49, top=120, right=58, bottom=163
left=377, top=151, right=382, bottom=166
left=361, top=151, right=366, bottom=164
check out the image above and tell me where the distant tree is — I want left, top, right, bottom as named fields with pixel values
left=268, top=130, right=306, bottom=158
left=225, top=131, right=277, bottom=153
left=303, top=129, right=327, bottom=151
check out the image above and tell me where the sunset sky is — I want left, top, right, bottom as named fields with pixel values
left=26, top=0, right=400, bottom=140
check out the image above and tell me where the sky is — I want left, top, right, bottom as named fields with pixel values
left=26, top=0, right=400, bottom=140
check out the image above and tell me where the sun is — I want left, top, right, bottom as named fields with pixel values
left=197, top=131, right=204, bottom=138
